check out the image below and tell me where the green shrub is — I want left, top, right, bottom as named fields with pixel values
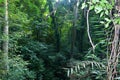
left=4, top=55, right=35, bottom=80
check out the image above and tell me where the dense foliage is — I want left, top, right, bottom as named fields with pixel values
left=0, top=0, right=120, bottom=80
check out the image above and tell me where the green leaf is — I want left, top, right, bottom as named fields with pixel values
left=111, top=0, right=115, bottom=6
left=94, top=5, right=103, bottom=13
left=92, top=0, right=99, bottom=3
left=104, top=18, right=110, bottom=22
left=100, top=12, right=104, bottom=17
left=105, top=22, right=109, bottom=28
left=101, top=0, right=108, bottom=3
left=81, top=3, right=87, bottom=9
left=106, top=4, right=113, bottom=9
left=89, top=6, right=94, bottom=10
left=100, top=21, right=104, bottom=24
left=0, top=0, right=3, bottom=3
left=105, top=10, right=109, bottom=15
left=114, top=18, right=120, bottom=24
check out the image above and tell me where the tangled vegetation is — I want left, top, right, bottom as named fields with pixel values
left=0, top=0, right=120, bottom=80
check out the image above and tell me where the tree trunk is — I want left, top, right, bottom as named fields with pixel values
left=70, top=0, right=79, bottom=57
left=107, top=0, right=120, bottom=80
left=2, top=0, right=9, bottom=72
left=70, top=0, right=80, bottom=79
left=47, top=0, right=60, bottom=52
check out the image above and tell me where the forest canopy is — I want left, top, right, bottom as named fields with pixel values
left=0, top=0, right=120, bottom=80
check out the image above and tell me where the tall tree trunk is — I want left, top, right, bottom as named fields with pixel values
left=3, top=0, right=9, bottom=72
left=107, top=0, right=120, bottom=80
left=47, top=0, right=60, bottom=52
left=52, top=13, right=60, bottom=52
left=69, top=0, right=80, bottom=80
left=0, top=21, right=2, bottom=51
left=77, top=12, right=86, bottom=53
left=70, top=0, right=79, bottom=58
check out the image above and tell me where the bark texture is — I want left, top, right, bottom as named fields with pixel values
left=2, top=0, right=9, bottom=71
left=107, top=0, right=120, bottom=80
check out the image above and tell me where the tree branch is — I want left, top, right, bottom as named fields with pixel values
left=86, top=9, right=95, bottom=50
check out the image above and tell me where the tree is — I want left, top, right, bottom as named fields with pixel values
left=1, top=0, right=120, bottom=80
left=107, top=0, right=120, bottom=80
left=2, top=0, right=9, bottom=72
left=47, top=0, right=60, bottom=52
left=70, top=0, right=80, bottom=58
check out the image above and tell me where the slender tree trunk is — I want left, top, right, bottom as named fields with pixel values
left=47, top=0, right=60, bottom=52
left=3, top=0, right=9, bottom=72
left=77, top=12, right=86, bottom=53
left=70, top=1, right=80, bottom=80
left=70, top=0, right=79, bottom=57
left=0, top=22, right=2, bottom=51
left=52, top=13, right=60, bottom=52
